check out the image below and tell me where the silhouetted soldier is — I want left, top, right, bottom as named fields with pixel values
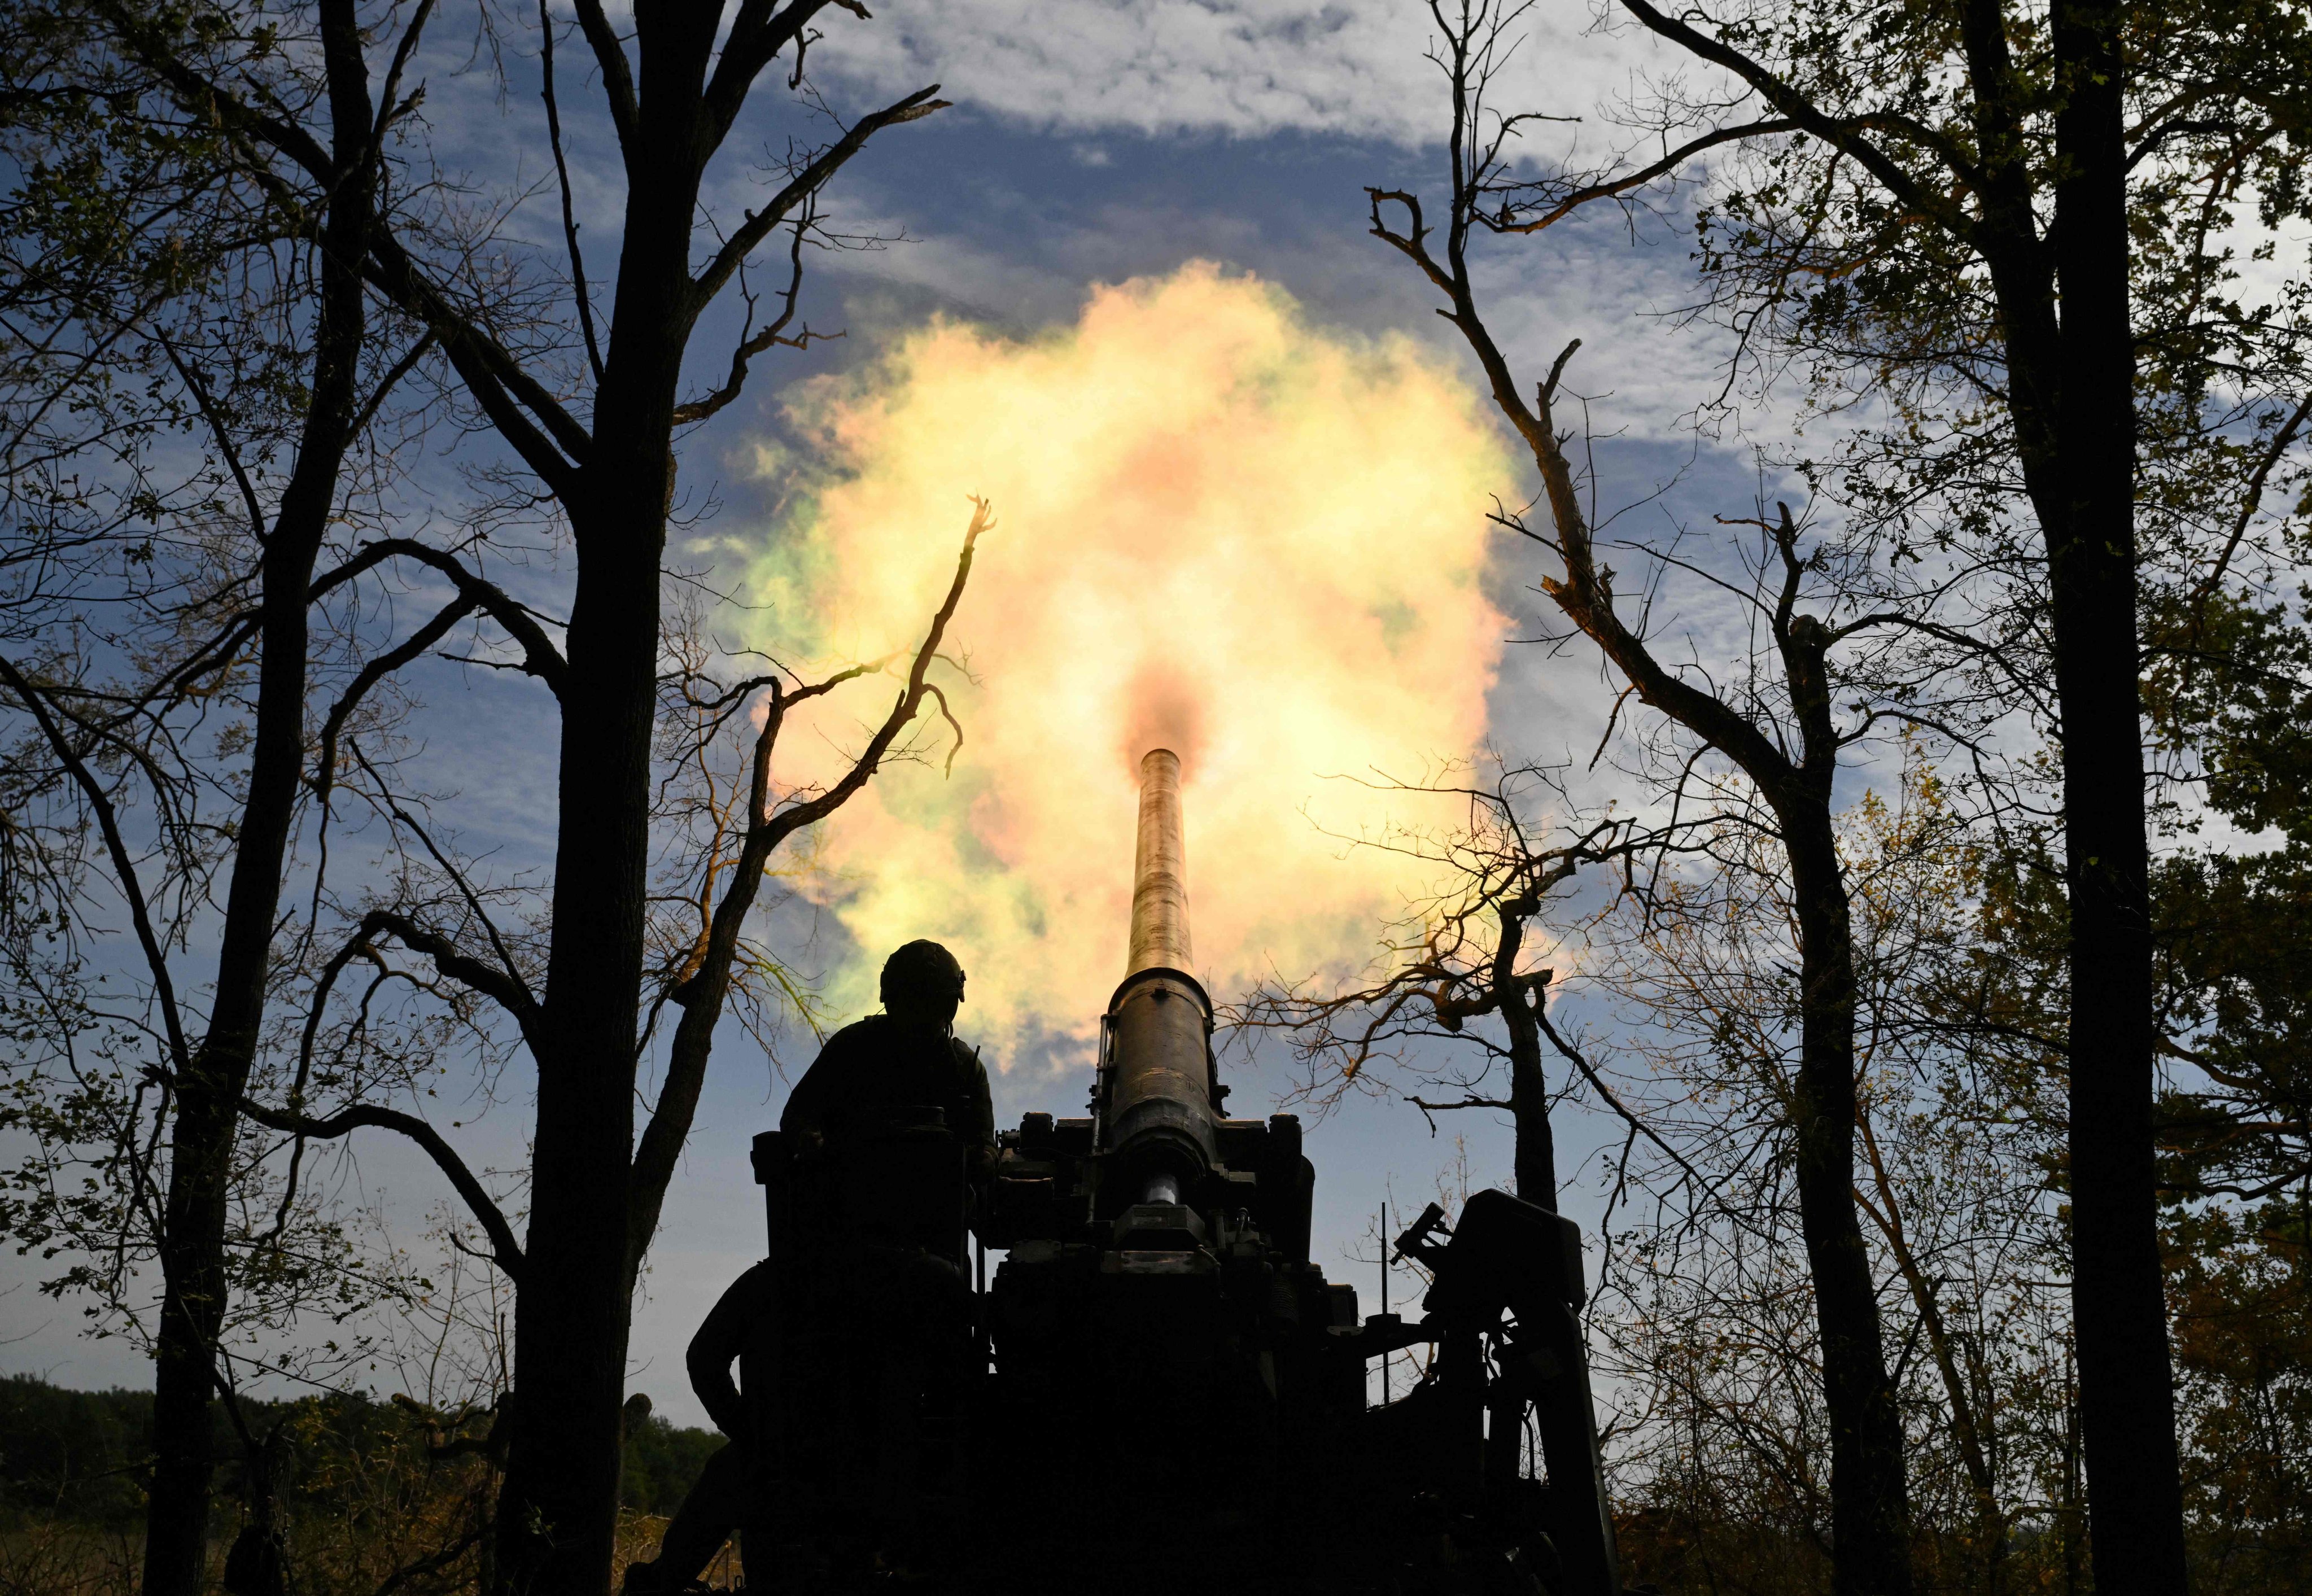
left=782, top=938, right=995, bottom=1190
left=620, top=1260, right=775, bottom=1594
left=622, top=941, right=991, bottom=1594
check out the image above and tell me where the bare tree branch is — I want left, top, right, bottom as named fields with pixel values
left=0, top=654, right=193, bottom=1073
left=233, top=1093, right=523, bottom=1281
left=311, top=539, right=567, bottom=697
left=624, top=498, right=991, bottom=1273
left=539, top=0, right=605, bottom=385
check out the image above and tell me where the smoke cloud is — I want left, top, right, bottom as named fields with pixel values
left=1119, top=662, right=1207, bottom=779
left=741, top=264, right=1512, bottom=1066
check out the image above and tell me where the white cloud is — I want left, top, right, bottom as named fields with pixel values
left=816, top=0, right=1646, bottom=146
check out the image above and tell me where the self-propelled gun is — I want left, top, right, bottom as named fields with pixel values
left=748, top=748, right=1622, bottom=1595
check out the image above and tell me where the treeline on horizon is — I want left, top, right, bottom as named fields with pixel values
left=0, top=1375, right=718, bottom=1593
left=1, top=1344, right=2303, bottom=1596
left=0, top=1375, right=717, bottom=1531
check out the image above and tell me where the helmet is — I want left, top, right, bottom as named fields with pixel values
left=880, top=939, right=967, bottom=1008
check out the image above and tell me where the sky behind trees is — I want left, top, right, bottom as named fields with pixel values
left=0, top=0, right=2074, bottom=1425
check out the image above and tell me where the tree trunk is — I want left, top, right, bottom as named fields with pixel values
left=490, top=449, right=666, bottom=1596
left=1536, top=0, right=2187, bottom=1576
left=491, top=502, right=659, bottom=1593
left=2048, top=2, right=2188, bottom=1590
left=1493, top=901, right=1559, bottom=1209
left=1785, top=814, right=1915, bottom=1596
left=140, top=12, right=373, bottom=1590
left=490, top=31, right=706, bottom=1581
left=1523, top=361, right=1915, bottom=1596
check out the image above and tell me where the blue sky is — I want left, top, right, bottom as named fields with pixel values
left=2, top=0, right=1841, bottom=1424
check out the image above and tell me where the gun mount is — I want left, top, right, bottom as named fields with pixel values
left=745, top=748, right=1622, bottom=1596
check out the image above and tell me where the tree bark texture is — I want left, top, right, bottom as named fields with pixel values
left=140, top=6, right=374, bottom=1590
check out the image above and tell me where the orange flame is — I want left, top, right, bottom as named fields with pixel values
left=742, top=264, right=1513, bottom=1064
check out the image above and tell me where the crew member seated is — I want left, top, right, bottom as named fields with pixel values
left=782, top=937, right=995, bottom=1199
left=621, top=941, right=993, bottom=1594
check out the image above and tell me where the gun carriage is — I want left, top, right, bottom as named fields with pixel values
left=745, top=750, right=1620, bottom=1595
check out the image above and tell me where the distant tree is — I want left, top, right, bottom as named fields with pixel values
left=1588, top=764, right=2083, bottom=1596
left=2147, top=589, right=2312, bottom=1212
left=2162, top=1198, right=2312, bottom=1593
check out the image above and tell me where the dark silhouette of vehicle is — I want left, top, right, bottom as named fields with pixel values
left=741, top=749, right=1620, bottom=1595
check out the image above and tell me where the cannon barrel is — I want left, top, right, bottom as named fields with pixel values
left=1127, top=745, right=1192, bottom=974
left=1100, top=748, right=1218, bottom=1203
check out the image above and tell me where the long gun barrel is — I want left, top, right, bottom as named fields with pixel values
left=1100, top=748, right=1219, bottom=1204
left=1127, top=745, right=1192, bottom=974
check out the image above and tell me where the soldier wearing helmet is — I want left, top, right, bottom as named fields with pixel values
left=779, top=938, right=995, bottom=1188
left=623, top=941, right=990, bottom=1594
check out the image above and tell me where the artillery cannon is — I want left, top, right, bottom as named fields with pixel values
left=745, top=749, right=1622, bottom=1594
